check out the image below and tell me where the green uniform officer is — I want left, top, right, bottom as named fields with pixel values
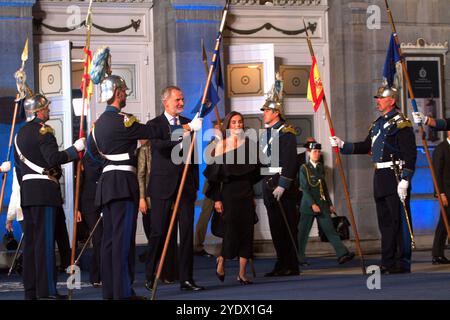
left=297, top=142, right=354, bottom=265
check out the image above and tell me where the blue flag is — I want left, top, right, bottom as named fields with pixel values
left=382, top=33, right=401, bottom=87
left=0, top=97, right=26, bottom=124
left=191, top=83, right=220, bottom=118
left=214, top=50, right=224, bottom=90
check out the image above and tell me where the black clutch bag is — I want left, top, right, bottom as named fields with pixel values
left=3, top=231, right=18, bottom=251
left=211, top=209, right=225, bottom=238
left=319, top=215, right=351, bottom=242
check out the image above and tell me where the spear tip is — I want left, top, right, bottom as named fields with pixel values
left=21, top=38, right=29, bottom=63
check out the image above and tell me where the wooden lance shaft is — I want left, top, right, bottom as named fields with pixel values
left=0, top=94, right=20, bottom=213
left=303, top=20, right=366, bottom=274
left=69, top=0, right=94, bottom=299
left=384, top=0, right=450, bottom=240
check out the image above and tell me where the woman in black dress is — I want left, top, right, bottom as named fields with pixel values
left=204, top=111, right=260, bottom=285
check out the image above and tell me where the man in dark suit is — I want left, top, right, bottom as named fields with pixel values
left=14, top=94, right=86, bottom=300
left=145, top=85, right=204, bottom=291
left=431, top=131, right=450, bottom=264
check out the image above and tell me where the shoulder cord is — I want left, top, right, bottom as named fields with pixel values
left=302, top=164, right=326, bottom=201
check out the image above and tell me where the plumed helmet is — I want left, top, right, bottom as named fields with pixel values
left=100, top=75, right=128, bottom=103
left=260, top=72, right=284, bottom=119
left=374, top=85, right=398, bottom=101
left=23, top=94, right=50, bottom=116
left=90, top=46, right=112, bottom=85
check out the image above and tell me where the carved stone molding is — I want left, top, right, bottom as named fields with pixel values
left=401, top=38, right=448, bottom=51
left=230, top=0, right=322, bottom=6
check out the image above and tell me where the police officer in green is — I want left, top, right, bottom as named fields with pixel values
left=298, top=142, right=355, bottom=265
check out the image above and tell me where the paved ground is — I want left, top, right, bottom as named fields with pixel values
left=0, top=248, right=449, bottom=300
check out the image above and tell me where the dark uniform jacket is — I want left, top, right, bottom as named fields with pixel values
left=93, top=106, right=166, bottom=206
left=146, top=113, right=199, bottom=200
left=14, top=118, right=78, bottom=207
left=432, top=139, right=450, bottom=197
left=261, top=121, right=299, bottom=194
left=80, top=135, right=104, bottom=215
left=341, top=109, right=417, bottom=198
left=434, top=118, right=450, bottom=131
left=299, top=161, right=332, bottom=216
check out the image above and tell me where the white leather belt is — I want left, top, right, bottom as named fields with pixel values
left=102, top=165, right=136, bottom=174
left=267, top=167, right=282, bottom=174
left=103, top=153, right=130, bottom=161
left=22, top=174, right=57, bottom=183
left=374, top=160, right=405, bottom=169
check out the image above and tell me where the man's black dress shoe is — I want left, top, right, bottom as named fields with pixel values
left=280, top=269, right=301, bottom=276
left=194, top=249, right=213, bottom=258
left=380, top=266, right=410, bottom=274
left=180, top=280, right=205, bottom=291
left=92, top=282, right=102, bottom=288
left=144, top=280, right=154, bottom=291
left=338, top=252, right=355, bottom=264
left=432, top=256, right=450, bottom=265
left=38, top=294, right=68, bottom=300
left=263, top=270, right=282, bottom=277
left=126, top=295, right=147, bottom=300
left=299, top=261, right=310, bottom=267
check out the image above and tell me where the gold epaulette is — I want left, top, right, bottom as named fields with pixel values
left=394, top=112, right=413, bottom=129
left=39, top=124, right=55, bottom=135
left=282, top=125, right=298, bottom=135
left=120, top=112, right=139, bottom=128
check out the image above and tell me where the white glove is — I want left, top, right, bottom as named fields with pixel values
left=397, top=179, right=409, bottom=201
left=329, top=136, right=344, bottom=149
left=188, top=112, right=203, bottom=132
left=412, top=112, right=428, bottom=125
left=0, top=161, right=11, bottom=173
left=73, top=137, right=86, bottom=152
left=272, top=186, right=285, bottom=201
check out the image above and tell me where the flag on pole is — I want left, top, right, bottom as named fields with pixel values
left=80, top=47, right=93, bottom=101
left=307, top=55, right=324, bottom=112
left=382, top=33, right=401, bottom=87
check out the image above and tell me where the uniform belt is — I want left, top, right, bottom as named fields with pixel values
left=103, top=153, right=130, bottom=161
left=267, top=167, right=282, bottom=174
left=374, top=160, right=405, bottom=169
left=22, top=174, right=58, bottom=183
left=102, top=165, right=136, bottom=174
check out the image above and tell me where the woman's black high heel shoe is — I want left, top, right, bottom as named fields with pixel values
left=237, top=275, right=253, bottom=285
left=216, top=258, right=225, bottom=282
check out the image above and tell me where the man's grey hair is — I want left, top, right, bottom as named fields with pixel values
left=160, top=85, right=182, bottom=102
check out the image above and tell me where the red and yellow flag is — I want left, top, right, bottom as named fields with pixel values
left=80, top=47, right=93, bottom=101
left=307, top=56, right=324, bottom=112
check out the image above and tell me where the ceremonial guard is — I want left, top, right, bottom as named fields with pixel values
left=297, top=142, right=354, bottom=265
left=89, top=46, right=202, bottom=301
left=260, top=76, right=300, bottom=277
left=14, top=94, right=86, bottom=299
left=330, top=85, right=417, bottom=274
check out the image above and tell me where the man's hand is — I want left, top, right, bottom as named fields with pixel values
left=187, top=112, right=203, bottom=132
left=73, top=137, right=86, bottom=152
left=412, top=112, right=428, bottom=125
left=0, top=161, right=11, bottom=173
left=139, top=198, right=148, bottom=214
left=312, top=204, right=321, bottom=214
left=214, top=201, right=224, bottom=214
left=329, top=136, right=344, bottom=149
left=397, top=179, right=409, bottom=201
left=5, top=220, right=13, bottom=232
left=272, top=186, right=285, bottom=201
left=76, top=211, right=82, bottom=222
left=439, top=193, right=448, bottom=207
